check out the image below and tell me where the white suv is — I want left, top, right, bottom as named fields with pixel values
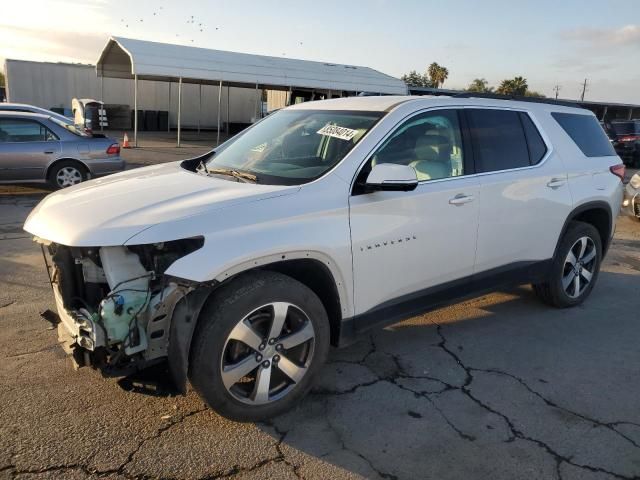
left=24, top=96, right=624, bottom=421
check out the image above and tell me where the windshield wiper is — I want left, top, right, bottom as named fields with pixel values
left=197, top=160, right=210, bottom=176
left=206, top=167, right=258, bottom=183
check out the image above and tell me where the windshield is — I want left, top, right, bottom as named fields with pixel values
left=48, top=116, right=91, bottom=137
left=205, top=109, right=383, bottom=185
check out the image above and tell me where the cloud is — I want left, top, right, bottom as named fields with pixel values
left=561, top=24, right=640, bottom=48
left=0, top=24, right=108, bottom=64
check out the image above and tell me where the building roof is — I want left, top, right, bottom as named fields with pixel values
left=96, top=37, right=407, bottom=95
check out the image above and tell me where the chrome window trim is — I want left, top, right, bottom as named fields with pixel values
left=350, top=104, right=556, bottom=193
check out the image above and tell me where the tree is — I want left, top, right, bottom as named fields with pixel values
left=496, top=76, right=528, bottom=96
left=401, top=70, right=432, bottom=88
left=427, top=62, right=449, bottom=88
left=466, top=78, right=493, bottom=93
left=524, top=90, right=546, bottom=98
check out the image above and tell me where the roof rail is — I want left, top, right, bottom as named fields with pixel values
left=451, top=92, right=582, bottom=109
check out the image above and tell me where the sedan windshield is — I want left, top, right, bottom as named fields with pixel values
left=205, top=109, right=382, bottom=185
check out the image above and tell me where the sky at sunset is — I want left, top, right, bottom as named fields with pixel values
left=1, top=0, right=639, bottom=103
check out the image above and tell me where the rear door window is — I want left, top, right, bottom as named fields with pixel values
left=466, top=109, right=530, bottom=172
left=551, top=112, right=616, bottom=157
left=0, top=119, right=57, bottom=142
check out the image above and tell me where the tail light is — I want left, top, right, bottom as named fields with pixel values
left=610, top=164, right=625, bottom=181
left=106, top=143, right=120, bottom=155
left=619, top=135, right=640, bottom=142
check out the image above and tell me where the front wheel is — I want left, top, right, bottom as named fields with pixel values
left=189, top=271, right=330, bottom=422
left=533, top=221, right=602, bottom=308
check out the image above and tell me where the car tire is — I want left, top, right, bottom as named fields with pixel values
left=533, top=221, right=602, bottom=308
left=189, top=270, right=330, bottom=422
left=48, top=160, right=87, bottom=189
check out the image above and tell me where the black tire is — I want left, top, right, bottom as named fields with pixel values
left=48, top=160, right=88, bottom=189
left=189, top=270, right=330, bottom=422
left=533, top=221, right=602, bottom=308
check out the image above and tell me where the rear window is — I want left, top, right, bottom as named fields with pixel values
left=49, top=116, right=91, bottom=137
left=551, top=112, right=616, bottom=157
left=611, top=122, right=640, bottom=135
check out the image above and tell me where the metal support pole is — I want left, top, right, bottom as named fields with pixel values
left=100, top=77, right=104, bottom=131
left=226, top=85, right=230, bottom=134
left=177, top=77, right=182, bottom=147
left=198, top=83, right=202, bottom=135
left=216, top=80, right=222, bottom=146
left=134, top=74, right=138, bottom=147
left=629, top=108, right=633, bottom=120
left=168, top=82, right=171, bottom=132
left=254, top=82, right=259, bottom=120
left=601, top=106, right=608, bottom=122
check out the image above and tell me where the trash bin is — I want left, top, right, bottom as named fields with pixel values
left=144, top=110, right=158, bottom=131
left=158, top=111, right=169, bottom=131
left=130, top=110, right=145, bottom=131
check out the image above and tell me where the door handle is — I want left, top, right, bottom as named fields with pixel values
left=43, top=151, right=55, bottom=154
left=449, top=193, right=475, bottom=205
left=546, top=178, right=566, bottom=189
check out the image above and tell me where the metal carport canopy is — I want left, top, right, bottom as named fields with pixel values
left=96, top=36, right=407, bottom=93
left=96, top=36, right=406, bottom=147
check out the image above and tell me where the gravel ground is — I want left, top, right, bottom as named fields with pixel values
left=1, top=144, right=639, bottom=480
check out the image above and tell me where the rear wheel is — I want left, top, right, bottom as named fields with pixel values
left=189, top=271, right=330, bottom=422
left=48, top=160, right=87, bottom=189
left=533, top=221, right=602, bottom=308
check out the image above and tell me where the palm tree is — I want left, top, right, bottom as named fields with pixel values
left=510, top=76, right=528, bottom=96
left=496, top=76, right=529, bottom=96
left=466, top=78, right=493, bottom=93
left=427, top=62, right=449, bottom=88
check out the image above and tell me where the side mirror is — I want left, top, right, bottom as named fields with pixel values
left=364, top=163, right=418, bottom=192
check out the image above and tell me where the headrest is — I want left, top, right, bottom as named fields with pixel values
left=415, top=134, right=451, bottom=161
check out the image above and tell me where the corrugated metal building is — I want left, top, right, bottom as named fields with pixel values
left=4, top=59, right=261, bottom=129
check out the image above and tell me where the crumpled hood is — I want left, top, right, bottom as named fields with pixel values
left=24, top=162, right=298, bottom=246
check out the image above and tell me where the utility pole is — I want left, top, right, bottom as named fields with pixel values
left=553, top=84, right=561, bottom=100
left=580, top=78, right=588, bottom=101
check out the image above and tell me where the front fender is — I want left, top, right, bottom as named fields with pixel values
left=167, top=285, right=214, bottom=393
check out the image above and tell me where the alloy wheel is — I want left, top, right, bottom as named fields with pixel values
left=56, top=166, right=83, bottom=187
left=220, top=302, right=316, bottom=405
left=562, top=236, right=597, bottom=299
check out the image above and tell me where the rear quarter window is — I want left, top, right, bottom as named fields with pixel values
left=551, top=112, right=616, bottom=157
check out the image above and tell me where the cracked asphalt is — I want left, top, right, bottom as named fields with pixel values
left=1, top=165, right=639, bottom=479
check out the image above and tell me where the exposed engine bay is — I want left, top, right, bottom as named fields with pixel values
left=39, top=238, right=204, bottom=374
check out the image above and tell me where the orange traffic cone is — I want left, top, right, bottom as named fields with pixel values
left=122, top=133, right=131, bottom=149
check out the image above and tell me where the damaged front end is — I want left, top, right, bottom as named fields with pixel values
left=38, top=237, right=208, bottom=379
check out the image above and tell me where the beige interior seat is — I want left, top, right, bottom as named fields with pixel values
left=410, top=134, right=452, bottom=181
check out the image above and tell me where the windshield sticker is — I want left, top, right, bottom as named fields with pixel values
left=317, top=124, right=359, bottom=141
left=251, top=142, right=267, bottom=152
